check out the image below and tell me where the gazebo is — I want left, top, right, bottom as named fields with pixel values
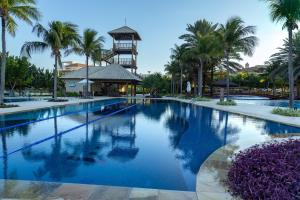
left=62, top=64, right=141, bottom=96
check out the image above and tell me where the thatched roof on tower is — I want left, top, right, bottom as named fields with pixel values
left=108, top=26, right=141, bottom=40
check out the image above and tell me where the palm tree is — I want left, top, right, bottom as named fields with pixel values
left=219, top=16, right=258, bottom=99
left=165, top=60, right=180, bottom=95
left=91, top=47, right=102, bottom=66
left=0, top=0, right=40, bottom=105
left=180, top=19, right=220, bottom=97
left=21, top=21, right=79, bottom=101
left=264, top=0, right=300, bottom=107
left=170, top=44, right=187, bottom=94
left=67, top=29, right=104, bottom=98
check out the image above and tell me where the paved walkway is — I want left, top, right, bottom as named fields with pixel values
left=167, top=98, right=300, bottom=128
left=0, top=179, right=198, bottom=200
left=0, top=97, right=112, bottom=115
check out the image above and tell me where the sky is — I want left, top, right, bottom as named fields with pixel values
left=7, top=0, right=287, bottom=74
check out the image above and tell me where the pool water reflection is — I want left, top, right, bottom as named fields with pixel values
left=0, top=99, right=299, bottom=191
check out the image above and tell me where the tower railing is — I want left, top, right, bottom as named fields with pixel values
left=114, top=58, right=136, bottom=66
left=113, top=43, right=136, bottom=51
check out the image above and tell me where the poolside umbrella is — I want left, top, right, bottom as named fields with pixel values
left=213, top=80, right=238, bottom=87
left=186, top=81, right=191, bottom=93
left=78, top=79, right=94, bottom=85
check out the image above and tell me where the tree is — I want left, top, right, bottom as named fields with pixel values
left=21, top=21, right=79, bottom=100
left=264, top=0, right=300, bottom=107
left=218, top=16, right=258, bottom=99
left=0, top=0, right=40, bottom=104
left=91, top=47, right=102, bottom=66
left=66, top=29, right=104, bottom=98
left=170, top=44, right=187, bottom=94
left=180, top=19, right=220, bottom=97
left=5, top=56, right=31, bottom=94
left=142, top=73, right=169, bottom=96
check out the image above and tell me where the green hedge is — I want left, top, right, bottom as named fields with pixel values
left=217, top=100, right=237, bottom=106
left=272, top=108, right=300, bottom=117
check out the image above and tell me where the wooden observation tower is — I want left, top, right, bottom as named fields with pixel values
left=107, top=26, right=141, bottom=74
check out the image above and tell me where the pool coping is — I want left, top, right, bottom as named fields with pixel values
left=0, top=179, right=199, bottom=200
left=0, top=97, right=115, bottom=115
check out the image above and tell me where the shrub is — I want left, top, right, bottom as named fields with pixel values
left=0, top=104, right=18, bottom=108
left=272, top=108, right=300, bottom=117
left=217, top=99, right=237, bottom=106
left=227, top=140, right=300, bottom=200
left=178, top=95, right=192, bottom=100
left=193, top=96, right=211, bottom=101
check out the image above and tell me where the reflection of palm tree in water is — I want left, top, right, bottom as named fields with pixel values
left=164, top=103, right=240, bottom=174
left=21, top=112, right=80, bottom=181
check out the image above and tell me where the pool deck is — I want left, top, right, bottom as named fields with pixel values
left=0, top=97, right=112, bottom=115
left=0, top=180, right=198, bottom=200
left=0, top=97, right=299, bottom=199
left=168, top=97, right=300, bottom=128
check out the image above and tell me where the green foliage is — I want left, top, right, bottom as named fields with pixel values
left=0, top=104, right=18, bottom=108
left=0, top=0, right=41, bottom=36
left=193, top=96, right=211, bottom=101
left=142, top=73, right=170, bottom=95
left=263, top=0, right=300, bottom=30
left=58, top=91, right=79, bottom=97
left=5, top=56, right=31, bottom=91
left=272, top=108, right=300, bottom=117
left=231, top=72, right=266, bottom=88
left=2, top=55, right=54, bottom=93
left=178, top=95, right=192, bottom=100
left=217, top=99, right=237, bottom=106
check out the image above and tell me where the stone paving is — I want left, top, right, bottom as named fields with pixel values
left=0, top=180, right=198, bottom=200
left=0, top=97, right=112, bottom=115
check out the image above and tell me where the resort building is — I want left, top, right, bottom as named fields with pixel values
left=241, top=63, right=267, bottom=74
left=59, top=61, right=86, bottom=74
left=62, top=26, right=142, bottom=96
left=62, top=64, right=141, bottom=96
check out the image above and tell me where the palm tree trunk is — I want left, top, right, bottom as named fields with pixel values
left=198, top=59, right=203, bottom=97
left=210, top=67, right=214, bottom=97
left=0, top=17, right=7, bottom=105
left=225, top=52, right=230, bottom=99
left=86, top=56, right=89, bottom=98
left=53, top=55, right=58, bottom=100
left=180, top=66, right=183, bottom=95
left=288, top=27, right=295, bottom=108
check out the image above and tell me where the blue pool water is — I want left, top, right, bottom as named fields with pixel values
left=0, top=99, right=299, bottom=191
left=235, top=99, right=300, bottom=108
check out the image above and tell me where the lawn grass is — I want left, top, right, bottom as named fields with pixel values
left=272, top=107, right=300, bottom=117
left=217, top=99, right=237, bottom=106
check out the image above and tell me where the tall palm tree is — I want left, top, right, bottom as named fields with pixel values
left=21, top=21, right=79, bottom=101
left=180, top=19, right=220, bottom=97
left=67, top=29, right=104, bottom=98
left=170, top=44, right=187, bottom=94
left=91, top=47, right=102, bottom=66
left=264, top=0, right=300, bottom=108
left=219, top=16, right=258, bottom=99
left=0, top=0, right=40, bottom=105
left=165, top=60, right=180, bottom=95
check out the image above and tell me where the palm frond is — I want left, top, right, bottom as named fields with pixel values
left=21, top=41, right=48, bottom=57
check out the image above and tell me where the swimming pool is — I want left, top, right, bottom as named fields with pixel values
left=0, top=99, right=299, bottom=191
left=234, top=99, right=300, bottom=108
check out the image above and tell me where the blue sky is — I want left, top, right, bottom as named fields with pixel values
left=7, top=0, right=286, bottom=73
